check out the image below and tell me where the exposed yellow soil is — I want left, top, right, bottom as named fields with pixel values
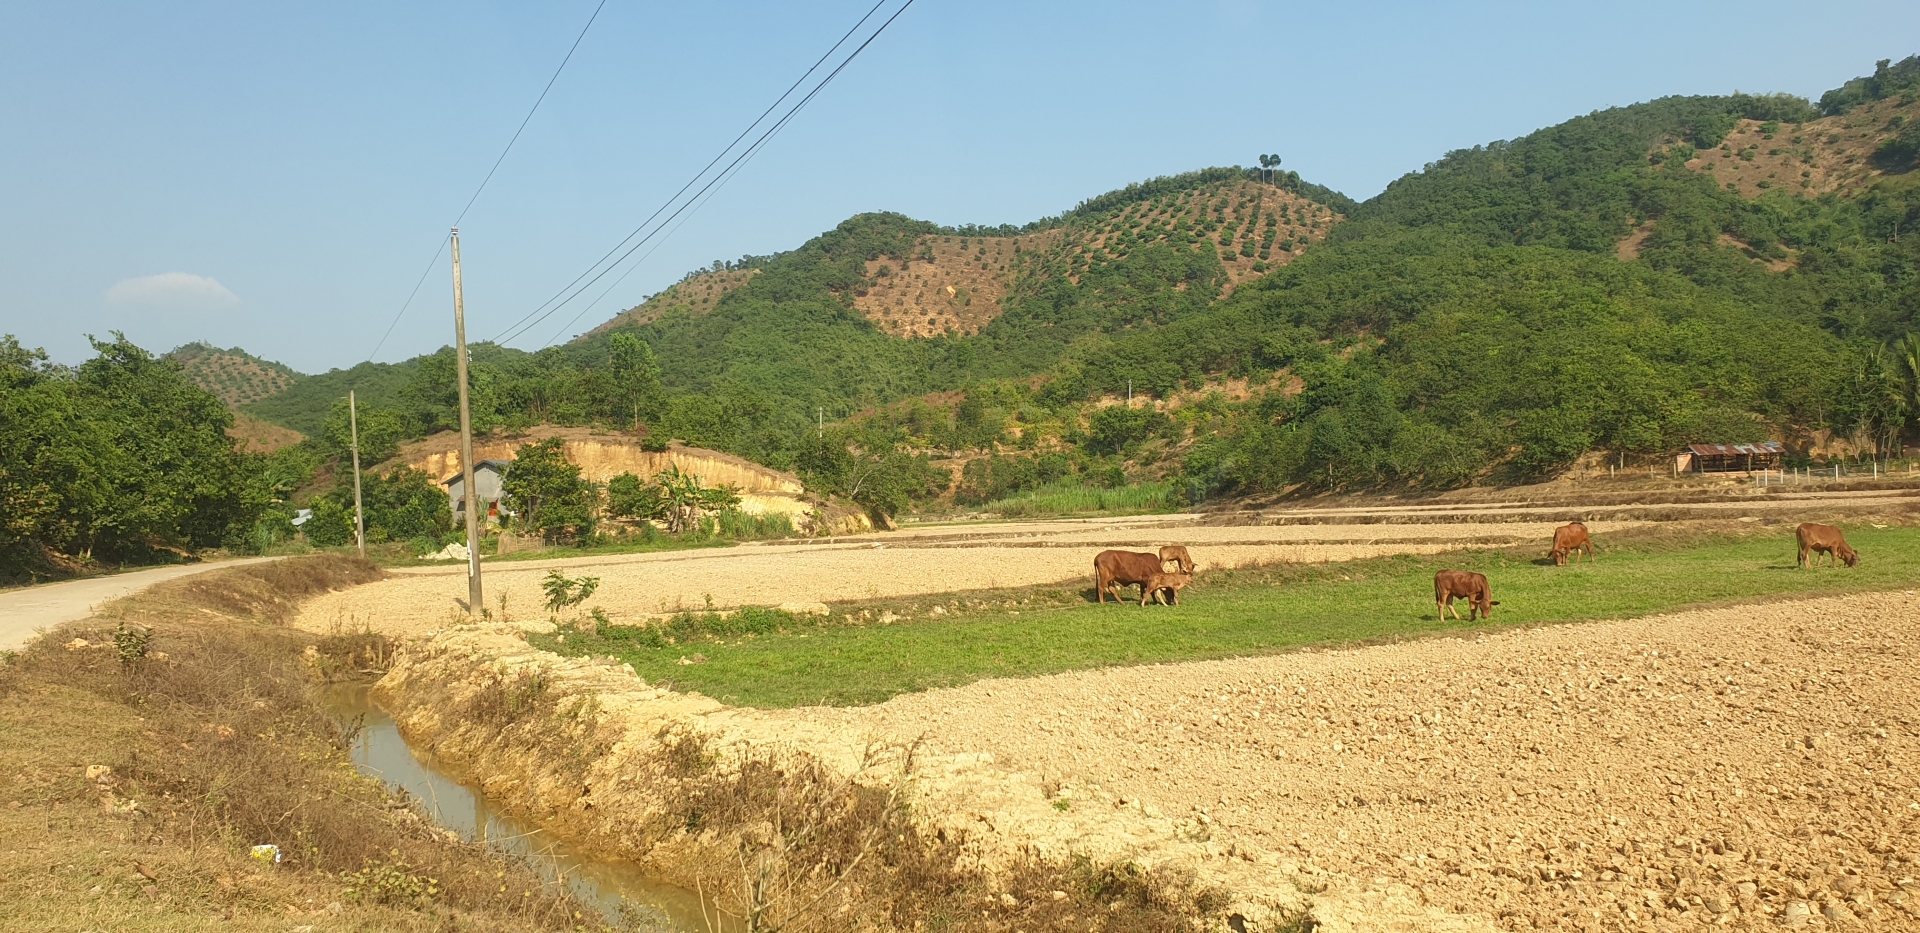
left=226, top=411, right=305, bottom=454
left=387, top=427, right=814, bottom=521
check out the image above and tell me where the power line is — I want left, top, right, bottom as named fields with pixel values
left=537, top=43, right=849, bottom=349
left=488, top=0, right=890, bottom=346
left=495, top=0, right=916, bottom=347
left=363, top=0, right=608, bottom=362
left=455, top=0, right=609, bottom=229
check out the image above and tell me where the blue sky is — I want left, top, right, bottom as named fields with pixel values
left=3, top=1, right=1917, bottom=373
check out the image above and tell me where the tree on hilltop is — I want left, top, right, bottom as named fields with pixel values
left=1259, top=154, right=1283, bottom=185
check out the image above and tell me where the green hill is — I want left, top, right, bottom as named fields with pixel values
left=241, top=358, right=421, bottom=439
left=238, top=55, right=1920, bottom=507
left=164, top=342, right=302, bottom=407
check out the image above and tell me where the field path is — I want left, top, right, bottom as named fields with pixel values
left=297, top=518, right=1628, bottom=636
left=0, top=557, right=279, bottom=651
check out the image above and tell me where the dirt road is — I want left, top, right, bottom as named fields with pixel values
left=0, top=558, right=279, bottom=652
left=826, top=589, right=1920, bottom=931
left=297, top=518, right=1630, bottom=637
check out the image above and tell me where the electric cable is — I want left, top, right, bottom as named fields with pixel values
left=496, top=0, right=916, bottom=347
left=489, top=0, right=892, bottom=345
left=363, top=0, right=608, bottom=362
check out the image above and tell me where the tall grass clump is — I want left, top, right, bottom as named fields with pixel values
left=715, top=509, right=795, bottom=540
left=984, top=480, right=1178, bottom=518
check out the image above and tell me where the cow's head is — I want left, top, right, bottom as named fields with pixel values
left=1841, top=546, right=1860, bottom=567
left=1548, top=547, right=1567, bottom=566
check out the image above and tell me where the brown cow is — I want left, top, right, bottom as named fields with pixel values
left=1159, top=545, right=1195, bottom=574
left=1094, top=550, right=1165, bottom=604
left=1434, top=570, right=1498, bottom=621
left=1140, top=572, right=1194, bottom=606
left=1548, top=522, right=1593, bottom=566
left=1796, top=523, right=1859, bottom=568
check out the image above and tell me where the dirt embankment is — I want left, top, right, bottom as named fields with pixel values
left=377, top=624, right=1486, bottom=932
left=392, top=428, right=817, bottom=522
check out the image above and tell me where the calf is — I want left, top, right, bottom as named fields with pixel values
left=1434, top=570, right=1498, bottom=621
left=1094, top=549, right=1166, bottom=604
left=1796, top=523, right=1859, bottom=568
left=1159, top=545, right=1195, bottom=574
left=1139, top=572, right=1194, bottom=606
left=1548, top=522, right=1593, bottom=566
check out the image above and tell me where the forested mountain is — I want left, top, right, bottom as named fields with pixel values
left=230, top=55, right=1920, bottom=512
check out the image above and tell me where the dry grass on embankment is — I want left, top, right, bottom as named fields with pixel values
left=0, top=556, right=597, bottom=932
left=381, top=640, right=1258, bottom=933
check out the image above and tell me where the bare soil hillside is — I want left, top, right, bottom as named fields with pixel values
left=166, top=343, right=300, bottom=407
left=226, top=411, right=305, bottom=453
left=1681, top=98, right=1920, bottom=200
left=854, top=179, right=1345, bottom=338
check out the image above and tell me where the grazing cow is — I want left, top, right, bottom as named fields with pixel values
left=1548, top=522, right=1593, bottom=566
left=1140, top=572, right=1194, bottom=606
left=1094, top=549, right=1166, bottom=604
left=1796, top=523, right=1859, bottom=568
left=1434, top=570, right=1498, bottom=621
left=1159, top=545, right=1196, bottom=574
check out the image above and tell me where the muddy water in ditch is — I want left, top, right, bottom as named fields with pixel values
left=321, top=685, right=734, bottom=932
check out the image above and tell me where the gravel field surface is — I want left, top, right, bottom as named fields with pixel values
left=297, top=520, right=1632, bottom=637
left=821, top=590, right=1920, bottom=931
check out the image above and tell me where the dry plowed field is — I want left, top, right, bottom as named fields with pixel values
left=314, top=492, right=1920, bottom=931
left=297, top=517, right=1634, bottom=636
left=821, top=589, right=1920, bottom=931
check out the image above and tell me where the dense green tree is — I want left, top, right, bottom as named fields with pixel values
left=606, top=332, right=665, bottom=431
left=604, top=471, right=665, bottom=521
left=500, top=438, right=595, bottom=543
left=0, top=333, right=263, bottom=576
left=322, top=400, right=404, bottom=464
left=303, top=466, right=450, bottom=546
left=795, top=427, right=944, bottom=522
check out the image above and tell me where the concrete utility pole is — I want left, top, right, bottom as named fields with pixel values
left=451, top=228, right=483, bottom=617
left=349, top=389, right=366, bottom=559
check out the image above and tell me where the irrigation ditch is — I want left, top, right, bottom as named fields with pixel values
left=319, top=683, right=726, bottom=931
left=362, top=622, right=1492, bottom=933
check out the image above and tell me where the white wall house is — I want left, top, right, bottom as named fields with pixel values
left=443, top=460, right=509, bottom=520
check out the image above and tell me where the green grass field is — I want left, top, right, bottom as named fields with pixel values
left=536, top=525, right=1920, bottom=709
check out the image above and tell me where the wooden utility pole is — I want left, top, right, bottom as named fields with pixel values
left=349, top=389, right=366, bottom=558
left=451, top=228, right=483, bottom=617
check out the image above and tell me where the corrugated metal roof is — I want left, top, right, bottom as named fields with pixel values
left=441, top=460, right=512, bottom=485
left=1686, top=441, right=1784, bottom=456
